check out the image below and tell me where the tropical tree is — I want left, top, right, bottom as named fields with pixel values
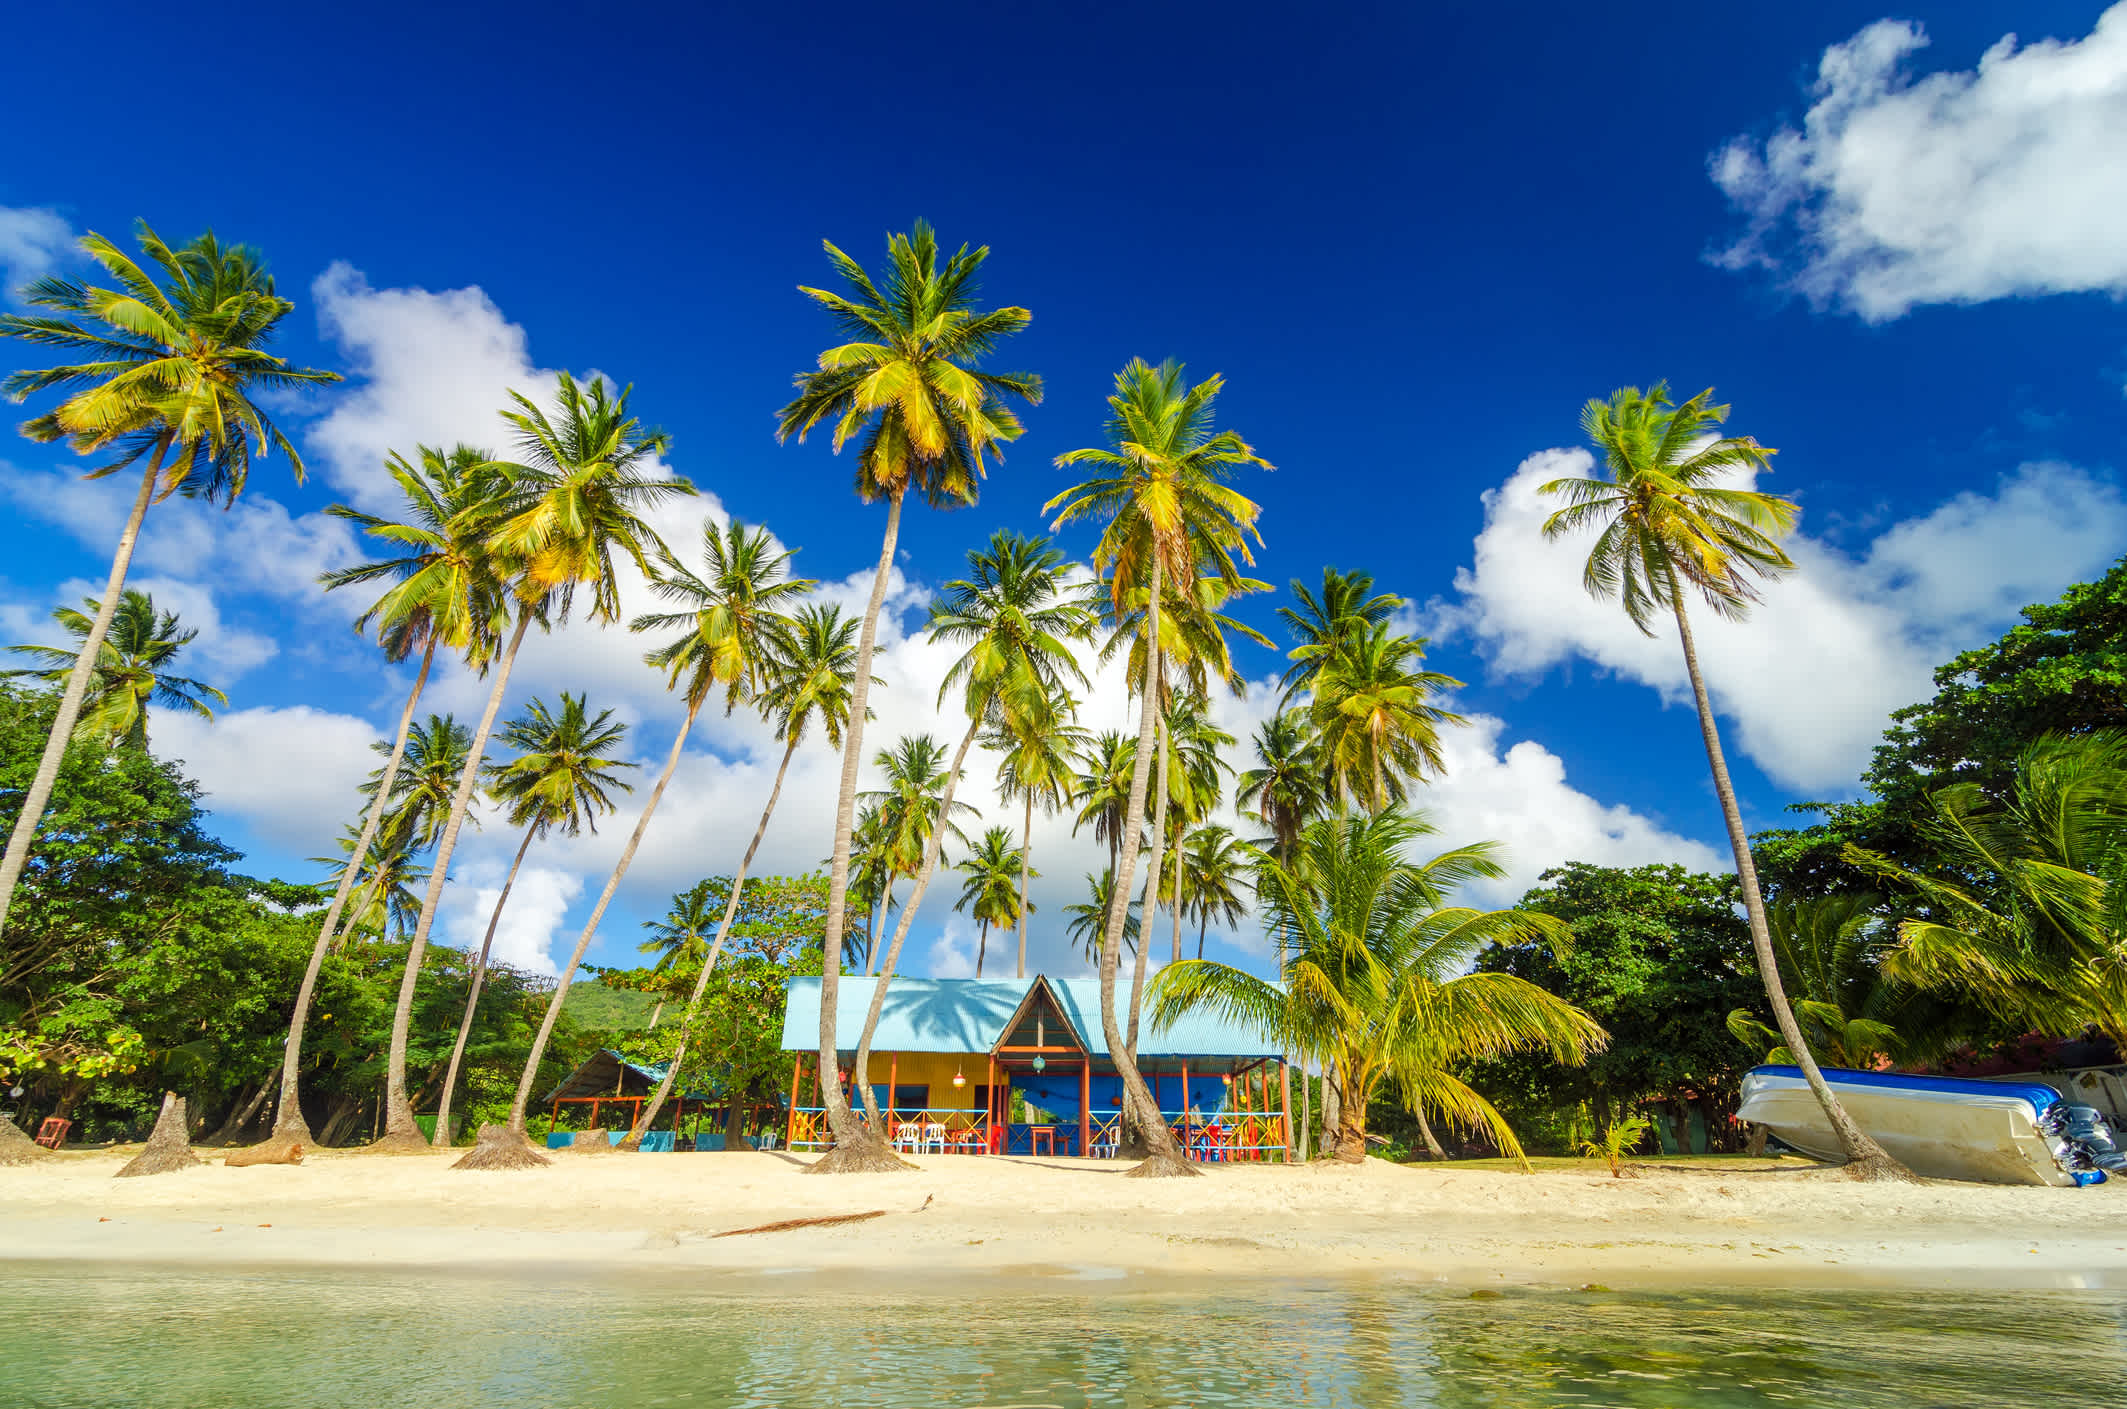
left=310, top=829, right=427, bottom=942
left=640, top=880, right=720, bottom=980
left=1177, top=824, right=1254, bottom=962
left=4, top=591, right=225, bottom=750
left=776, top=222, right=1039, bottom=1170
left=1237, top=710, right=1326, bottom=865
left=0, top=223, right=339, bottom=938
left=251, top=445, right=508, bottom=1158
left=431, top=692, right=634, bottom=1146
left=858, top=732, right=978, bottom=975
left=1307, top=621, right=1464, bottom=813
left=846, top=803, right=896, bottom=973
left=1065, top=870, right=1140, bottom=966
left=1071, top=730, right=1138, bottom=879
left=992, top=703, right=1088, bottom=978
left=955, top=826, right=1031, bottom=977
left=1277, top=567, right=1402, bottom=701
left=1539, top=381, right=1906, bottom=1179
left=1048, top=358, right=1269, bottom=1175
left=384, top=372, right=691, bottom=1151
left=369, top=714, right=480, bottom=854
left=1724, top=895, right=1916, bottom=1070
left=1149, top=810, right=1606, bottom=1163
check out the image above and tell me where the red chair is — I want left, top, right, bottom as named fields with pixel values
left=34, top=1117, right=70, bottom=1150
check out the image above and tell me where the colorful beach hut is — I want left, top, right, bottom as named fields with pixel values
left=778, top=975, right=1292, bottom=1160
left=538, top=1048, right=716, bottom=1150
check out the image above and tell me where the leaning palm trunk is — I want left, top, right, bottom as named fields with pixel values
left=1668, top=581, right=1908, bottom=1180
left=255, top=638, right=436, bottom=1155
left=623, top=732, right=801, bottom=1149
left=430, top=819, right=537, bottom=1147
left=848, top=720, right=980, bottom=1138
left=503, top=695, right=706, bottom=1141
left=1015, top=794, right=1033, bottom=978
left=812, top=489, right=904, bottom=1172
left=1095, top=555, right=1193, bottom=1177
left=1125, top=717, right=1169, bottom=1060
left=0, top=444, right=165, bottom=939
left=377, top=608, right=532, bottom=1149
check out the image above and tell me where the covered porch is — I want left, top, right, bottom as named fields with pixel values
left=537, top=1049, right=719, bottom=1151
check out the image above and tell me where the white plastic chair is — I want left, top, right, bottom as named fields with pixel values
left=921, top=1121, right=947, bottom=1155
left=894, top=1120, right=921, bottom=1153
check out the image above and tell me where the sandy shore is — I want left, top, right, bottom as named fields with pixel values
left=5, top=1145, right=2124, bottom=1291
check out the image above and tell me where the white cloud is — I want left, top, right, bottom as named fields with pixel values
left=442, top=860, right=583, bottom=977
left=153, top=705, right=380, bottom=852
left=0, top=205, right=71, bottom=300
left=1429, top=448, right=2127, bottom=795
left=1712, top=6, right=2127, bottom=319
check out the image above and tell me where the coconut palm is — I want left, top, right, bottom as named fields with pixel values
left=0, top=223, right=339, bottom=937
left=1149, top=809, right=1605, bottom=1163
left=1276, top=567, right=1402, bottom=701
left=1307, top=621, right=1464, bottom=813
left=367, top=715, right=480, bottom=853
left=1238, top=710, right=1326, bottom=865
left=992, top=702, right=1089, bottom=978
left=432, top=692, right=635, bottom=1145
left=1048, top=358, right=1269, bottom=1176
left=310, top=829, right=428, bottom=943
left=4, top=590, right=225, bottom=749
left=1178, top=824, right=1254, bottom=962
left=1725, top=894, right=1922, bottom=1069
left=846, top=803, right=896, bottom=974
left=253, top=445, right=510, bottom=1157
left=1065, top=870, right=1140, bottom=966
left=858, top=733, right=980, bottom=973
left=955, top=826, right=1031, bottom=977
left=1071, top=731, right=1138, bottom=879
left=640, top=880, right=721, bottom=979
left=776, top=222, right=1039, bottom=1169
left=383, top=374, right=690, bottom=1151
left=1539, top=381, right=1904, bottom=1178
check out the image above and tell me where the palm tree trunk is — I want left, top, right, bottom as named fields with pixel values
left=812, top=488, right=903, bottom=1171
left=1412, top=1106, right=1446, bottom=1160
left=1299, top=1061, right=1311, bottom=1160
left=866, top=877, right=893, bottom=977
left=975, top=920, right=988, bottom=978
left=1015, top=793, right=1033, bottom=979
left=1666, top=581, right=1908, bottom=1180
left=378, top=607, right=531, bottom=1148
left=1126, top=715, right=1169, bottom=1058
left=1096, top=555, right=1192, bottom=1177
left=848, top=718, right=978, bottom=1137
left=430, top=819, right=538, bottom=1148
left=0, top=441, right=166, bottom=939
left=1321, top=1058, right=1341, bottom=1157
left=624, top=731, right=801, bottom=1149
left=1197, top=912, right=1208, bottom=962
left=258, top=638, right=436, bottom=1152
left=505, top=693, right=705, bottom=1138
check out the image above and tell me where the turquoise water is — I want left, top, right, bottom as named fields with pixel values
left=3, top=1263, right=2122, bottom=1407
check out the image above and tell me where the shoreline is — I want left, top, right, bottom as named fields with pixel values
left=6, top=1147, right=2123, bottom=1293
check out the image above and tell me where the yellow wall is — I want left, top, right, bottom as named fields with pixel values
left=856, top=1050, right=988, bottom=1112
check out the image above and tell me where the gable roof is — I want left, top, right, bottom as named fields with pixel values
left=778, top=976, right=1281, bottom=1060
left=537, top=1048, right=715, bottom=1105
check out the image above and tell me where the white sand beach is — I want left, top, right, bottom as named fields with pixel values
left=6, top=1146, right=2123, bottom=1290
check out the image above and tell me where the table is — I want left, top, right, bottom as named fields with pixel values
left=1028, top=1125, right=1055, bottom=1156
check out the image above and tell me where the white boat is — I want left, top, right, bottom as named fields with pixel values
left=1737, top=1065, right=2123, bottom=1186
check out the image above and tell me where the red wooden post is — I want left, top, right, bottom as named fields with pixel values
left=888, top=1052, right=898, bottom=1122
left=785, top=1054, right=802, bottom=1149
left=1178, top=1059, right=1190, bottom=1160
left=1280, top=1060, right=1294, bottom=1163
left=1079, top=1059, right=1091, bottom=1158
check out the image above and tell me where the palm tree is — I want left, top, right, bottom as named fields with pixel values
left=4, top=590, right=225, bottom=749
left=431, top=692, right=634, bottom=1145
left=385, top=373, right=691, bottom=1151
left=846, top=803, right=896, bottom=974
left=368, top=715, right=480, bottom=853
left=846, top=533, right=1093, bottom=1132
left=1725, top=894, right=1924, bottom=1069
left=1276, top=567, right=1402, bottom=701
left=251, top=446, right=509, bottom=1158
left=1149, top=810, right=1605, bottom=1163
left=776, top=222, right=1039, bottom=1170
left=992, top=702, right=1088, bottom=978
left=1154, top=699, right=1236, bottom=964
left=955, top=826, right=1031, bottom=977
left=311, top=829, right=428, bottom=942
left=640, top=880, right=721, bottom=979
left=1048, top=358, right=1269, bottom=1176
left=1237, top=710, right=1326, bottom=865
left=1065, top=870, right=1139, bottom=967
left=1307, top=621, right=1464, bottom=813
left=1177, top=824, right=1254, bottom=961
left=0, top=223, right=339, bottom=937
left=1539, top=381, right=1905, bottom=1179
left=1071, top=730, right=1138, bottom=880
left=858, top=733, right=980, bottom=974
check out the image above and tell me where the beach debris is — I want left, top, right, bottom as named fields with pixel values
left=0, top=1114, right=48, bottom=1165
left=712, top=1192, right=931, bottom=1238
left=450, top=1123, right=551, bottom=1171
left=116, top=1093, right=201, bottom=1178
left=225, top=1140, right=303, bottom=1168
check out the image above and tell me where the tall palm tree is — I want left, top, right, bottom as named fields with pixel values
left=1150, top=810, right=1605, bottom=1163
left=0, top=223, right=338, bottom=937
left=432, top=692, right=635, bottom=1146
left=640, top=879, right=720, bottom=978
left=954, top=826, right=1031, bottom=977
left=1237, top=710, right=1326, bottom=865
left=847, top=533, right=1092, bottom=1131
left=1048, top=359, right=1269, bottom=1176
left=846, top=802, right=896, bottom=974
left=992, top=702, right=1088, bottom=978
left=1065, top=869, right=1140, bottom=967
left=858, top=732, right=980, bottom=974
left=1307, top=621, right=1464, bottom=813
left=1071, top=730, right=1138, bottom=880
left=1725, top=894, right=1922, bottom=1070
left=1277, top=566, right=1401, bottom=702
left=310, top=829, right=428, bottom=943
left=1540, top=381, right=1905, bottom=1179
left=1177, top=824, right=1254, bottom=961
left=385, top=373, right=691, bottom=1151
left=4, top=590, right=224, bottom=749
left=252, top=446, right=509, bottom=1157
left=776, top=222, right=1039, bottom=1169
left=368, top=714, right=480, bottom=853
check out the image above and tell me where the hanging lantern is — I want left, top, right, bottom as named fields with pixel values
left=952, top=1065, right=967, bottom=1089
left=1221, top=1073, right=1232, bottom=1086
left=1032, top=1055, right=1046, bottom=1073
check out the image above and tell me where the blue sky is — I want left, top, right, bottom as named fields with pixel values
left=2, top=1, right=2124, bottom=979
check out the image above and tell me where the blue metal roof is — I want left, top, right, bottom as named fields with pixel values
left=779, top=975, right=1282, bottom=1059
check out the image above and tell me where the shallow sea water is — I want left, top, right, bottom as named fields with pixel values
left=2, top=1262, right=2123, bottom=1408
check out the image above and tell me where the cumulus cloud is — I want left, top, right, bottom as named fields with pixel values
left=442, top=861, right=583, bottom=976
left=154, top=705, right=381, bottom=851
left=1711, top=6, right=2127, bottom=319
left=1428, top=448, right=2127, bottom=794
left=45, top=574, right=280, bottom=679
left=0, top=204, right=71, bottom=300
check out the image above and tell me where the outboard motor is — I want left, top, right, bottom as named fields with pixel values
left=2061, top=1104, right=2127, bottom=1173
